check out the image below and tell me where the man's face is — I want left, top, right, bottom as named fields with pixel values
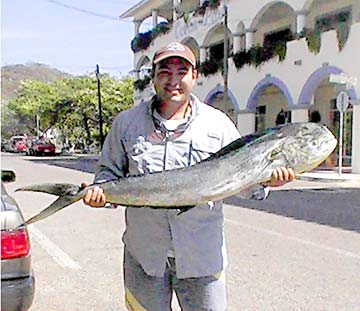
left=153, top=57, right=197, bottom=104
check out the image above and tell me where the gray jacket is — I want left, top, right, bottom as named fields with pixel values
left=95, top=94, right=265, bottom=278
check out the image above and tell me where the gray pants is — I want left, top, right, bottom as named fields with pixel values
left=124, top=249, right=226, bottom=311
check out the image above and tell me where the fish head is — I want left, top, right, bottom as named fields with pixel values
left=267, top=122, right=337, bottom=173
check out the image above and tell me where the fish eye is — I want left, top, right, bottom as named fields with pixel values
left=270, top=147, right=282, bottom=157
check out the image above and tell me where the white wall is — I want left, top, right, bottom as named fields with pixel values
left=227, top=24, right=360, bottom=112
left=130, top=0, right=360, bottom=171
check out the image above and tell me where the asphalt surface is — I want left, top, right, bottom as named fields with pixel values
left=225, top=188, right=360, bottom=233
left=26, top=154, right=99, bottom=174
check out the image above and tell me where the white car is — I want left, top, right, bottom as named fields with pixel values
left=1, top=170, right=35, bottom=310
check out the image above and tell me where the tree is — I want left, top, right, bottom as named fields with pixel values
left=4, top=74, right=134, bottom=147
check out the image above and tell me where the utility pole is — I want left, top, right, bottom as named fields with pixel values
left=223, top=4, right=229, bottom=105
left=36, top=113, right=40, bottom=138
left=96, top=64, right=104, bottom=148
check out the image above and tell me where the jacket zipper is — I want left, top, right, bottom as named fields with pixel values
left=163, top=131, right=170, bottom=171
left=188, top=140, right=193, bottom=166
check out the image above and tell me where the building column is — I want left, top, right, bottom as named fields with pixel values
left=199, top=46, right=207, bottom=63
left=296, top=10, right=308, bottom=34
left=134, top=20, right=141, bottom=36
left=233, top=33, right=242, bottom=53
left=237, top=113, right=256, bottom=135
left=134, top=69, right=140, bottom=80
left=245, top=28, right=255, bottom=51
left=291, top=108, right=309, bottom=123
left=352, top=104, right=360, bottom=173
left=152, top=10, right=158, bottom=28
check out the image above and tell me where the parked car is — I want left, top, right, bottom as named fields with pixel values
left=26, top=139, right=56, bottom=156
left=15, top=140, right=28, bottom=153
left=4, top=136, right=28, bottom=153
left=1, top=170, right=35, bottom=311
left=1, top=140, right=8, bottom=152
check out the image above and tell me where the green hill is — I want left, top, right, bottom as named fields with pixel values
left=1, top=63, right=72, bottom=103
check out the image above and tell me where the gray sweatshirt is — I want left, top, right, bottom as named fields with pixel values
left=95, top=94, right=266, bottom=278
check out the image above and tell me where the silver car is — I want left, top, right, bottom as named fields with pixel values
left=1, top=170, right=35, bottom=311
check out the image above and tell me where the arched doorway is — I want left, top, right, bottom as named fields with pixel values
left=246, top=76, right=294, bottom=132
left=299, top=65, right=358, bottom=167
left=202, top=23, right=232, bottom=70
left=205, top=86, right=238, bottom=124
left=181, top=37, right=200, bottom=65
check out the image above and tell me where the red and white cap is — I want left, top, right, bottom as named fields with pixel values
left=153, top=42, right=197, bottom=67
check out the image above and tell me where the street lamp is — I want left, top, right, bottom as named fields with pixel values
left=96, top=64, right=104, bottom=149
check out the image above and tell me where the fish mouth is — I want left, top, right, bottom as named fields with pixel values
left=320, top=128, right=338, bottom=152
left=325, top=137, right=338, bottom=153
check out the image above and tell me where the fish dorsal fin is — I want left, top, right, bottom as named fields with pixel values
left=205, top=126, right=278, bottom=161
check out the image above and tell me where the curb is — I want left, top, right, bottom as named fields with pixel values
left=299, top=171, right=360, bottom=183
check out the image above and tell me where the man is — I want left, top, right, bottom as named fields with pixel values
left=83, top=42, right=294, bottom=310
left=275, top=109, right=286, bottom=126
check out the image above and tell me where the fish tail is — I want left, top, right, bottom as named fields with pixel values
left=25, top=195, right=82, bottom=225
left=16, top=183, right=81, bottom=196
left=16, top=183, right=84, bottom=225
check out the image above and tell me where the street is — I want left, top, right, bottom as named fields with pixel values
left=2, top=153, right=360, bottom=310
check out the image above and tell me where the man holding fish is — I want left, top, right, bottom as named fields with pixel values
left=83, top=42, right=295, bottom=311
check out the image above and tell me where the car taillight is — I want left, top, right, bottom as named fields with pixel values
left=1, top=229, right=30, bottom=259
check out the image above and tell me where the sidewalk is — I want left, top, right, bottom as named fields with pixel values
left=301, top=169, right=360, bottom=182
left=281, top=168, right=360, bottom=190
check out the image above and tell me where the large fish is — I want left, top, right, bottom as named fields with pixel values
left=17, top=122, right=337, bottom=225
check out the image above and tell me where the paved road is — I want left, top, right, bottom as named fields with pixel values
left=225, top=188, right=360, bottom=233
left=2, top=153, right=360, bottom=310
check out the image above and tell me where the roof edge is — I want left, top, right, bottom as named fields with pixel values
left=119, top=0, right=150, bottom=19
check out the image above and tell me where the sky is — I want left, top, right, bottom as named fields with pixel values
left=1, top=0, right=153, bottom=77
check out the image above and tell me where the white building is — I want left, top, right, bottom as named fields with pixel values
left=121, top=0, right=360, bottom=172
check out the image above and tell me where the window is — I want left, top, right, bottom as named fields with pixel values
left=263, top=27, right=293, bottom=49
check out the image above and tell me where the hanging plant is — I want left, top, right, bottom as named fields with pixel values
left=336, top=22, right=350, bottom=51
left=131, top=22, right=171, bottom=53
left=182, top=12, right=191, bottom=24
left=131, top=32, right=152, bottom=53
left=134, top=76, right=151, bottom=91
left=232, top=38, right=288, bottom=71
left=198, top=59, right=220, bottom=77
left=153, top=22, right=171, bottom=36
left=249, top=45, right=264, bottom=67
left=273, top=42, right=287, bottom=62
left=296, top=28, right=321, bottom=54
left=194, top=0, right=221, bottom=16
left=305, top=28, right=321, bottom=54
left=208, top=0, right=221, bottom=9
left=260, top=45, right=275, bottom=63
left=232, top=50, right=251, bottom=70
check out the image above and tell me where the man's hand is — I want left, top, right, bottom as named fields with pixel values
left=82, top=182, right=107, bottom=208
left=267, top=166, right=295, bottom=187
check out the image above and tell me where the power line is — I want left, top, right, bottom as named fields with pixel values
left=102, top=65, right=132, bottom=70
left=44, top=0, right=132, bottom=23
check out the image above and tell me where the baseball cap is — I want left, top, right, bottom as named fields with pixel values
left=153, top=42, right=197, bottom=68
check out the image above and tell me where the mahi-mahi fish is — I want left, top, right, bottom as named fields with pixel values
left=17, top=122, right=337, bottom=225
